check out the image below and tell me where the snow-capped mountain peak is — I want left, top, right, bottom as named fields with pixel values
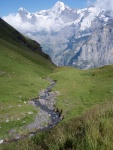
left=50, top=1, right=70, bottom=14
left=5, top=1, right=111, bottom=32
left=18, top=7, right=29, bottom=13
left=54, top=1, right=66, bottom=10
left=18, top=7, right=32, bottom=22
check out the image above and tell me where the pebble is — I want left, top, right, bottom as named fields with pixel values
left=6, top=118, right=9, bottom=122
left=0, top=140, right=4, bottom=144
left=18, top=96, right=22, bottom=99
left=9, top=106, right=13, bottom=108
left=28, top=111, right=33, bottom=115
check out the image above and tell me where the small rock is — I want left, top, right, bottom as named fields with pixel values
left=17, top=118, right=20, bottom=121
left=15, top=136, right=20, bottom=140
left=21, top=113, right=25, bottom=116
left=28, top=111, right=33, bottom=115
left=6, top=118, right=9, bottom=122
left=18, top=105, right=21, bottom=107
left=9, top=106, right=13, bottom=108
left=24, top=101, right=26, bottom=104
left=18, top=95, right=22, bottom=99
left=0, top=140, right=4, bottom=144
left=60, top=116, right=64, bottom=120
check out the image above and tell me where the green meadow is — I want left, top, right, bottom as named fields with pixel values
left=49, top=66, right=113, bottom=120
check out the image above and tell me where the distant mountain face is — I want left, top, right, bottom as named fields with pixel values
left=68, top=24, right=113, bottom=69
left=3, top=1, right=113, bottom=69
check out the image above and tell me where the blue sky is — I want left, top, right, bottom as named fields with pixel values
left=0, top=0, right=95, bottom=17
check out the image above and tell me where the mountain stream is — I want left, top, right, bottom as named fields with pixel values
left=1, top=78, right=62, bottom=144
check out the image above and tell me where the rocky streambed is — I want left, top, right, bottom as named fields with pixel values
left=27, top=78, right=62, bottom=133
left=1, top=78, right=62, bottom=144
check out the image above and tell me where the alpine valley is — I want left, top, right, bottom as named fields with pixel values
left=3, top=1, right=113, bottom=69
left=1, top=1, right=113, bottom=150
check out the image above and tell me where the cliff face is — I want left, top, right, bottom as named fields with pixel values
left=68, top=25, right=113, bottom=69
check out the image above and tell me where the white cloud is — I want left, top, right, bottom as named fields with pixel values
left=86, top=0, right=113, bottom=13
left=94, top=0, right=113, bottom=12
left=3, top=13, right=36, bottom=33
left=3, top=11, right=64, bottom=34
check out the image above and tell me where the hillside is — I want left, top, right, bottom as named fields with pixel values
left=0, top=18, right=55, bottom=139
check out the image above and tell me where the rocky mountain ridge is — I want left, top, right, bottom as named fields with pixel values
left=3, top=1, right=113, bottom=69
left=69, top=24, right=113, bottom=69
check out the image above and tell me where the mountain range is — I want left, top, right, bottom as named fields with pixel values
left=3, top=1, right=113, bottom=69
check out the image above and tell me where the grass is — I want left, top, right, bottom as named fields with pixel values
left=0, top=18, right=55, bottom=139
left=1, top=101, right=113, bottom=150
left=49, top=66, right=113, bottom=120
left=0, top=45, right=53, bottom=138
left=82, top=101, right=113, bottom=150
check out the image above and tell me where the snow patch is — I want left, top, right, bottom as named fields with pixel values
left=80, top=7, right=101, bottom=30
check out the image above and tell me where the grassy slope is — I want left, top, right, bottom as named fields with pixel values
left=0, top=18, right=55, bottom=138
left=49, top=66, right=113, bottom=120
